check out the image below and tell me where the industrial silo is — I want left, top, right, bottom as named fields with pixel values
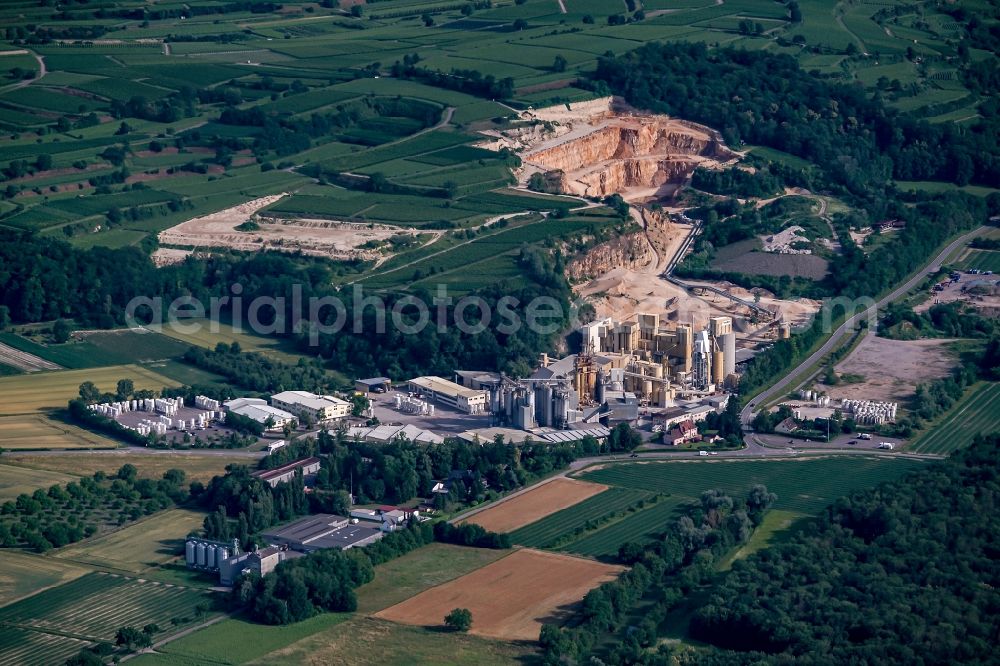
left=195, top=542, right=207, bottom=567
left=712, top=350, right=725, bottom=386
left=185, top=540, right=195, bottom=566
left=205, top=545, right=217, bottom=569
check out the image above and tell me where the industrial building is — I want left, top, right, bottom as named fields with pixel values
left=251, top=456, right=321, bottom=488
left=576, top=313, right=742, bottom=400
left=185, top=537, right=296, bottom=586
left=355, top=377, right=392, bottom=394
left=223, top=397, right=296, bottom=431
left=407, top=376, right=488, bottom=414
left=345, top=423, right=444, bottom=445
left=271, top=391, right=351, bottom=422
left=260, top=514, right=385, bottom=553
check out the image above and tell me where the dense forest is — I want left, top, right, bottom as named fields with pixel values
left=592, top=43, right=999, bottom=194
left=0, top=232, right=571, bottom=380
left=689, top=433, right=1000, bottom=664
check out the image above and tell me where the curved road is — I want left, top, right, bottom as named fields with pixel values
left=740, top=225, right=987, bottom=426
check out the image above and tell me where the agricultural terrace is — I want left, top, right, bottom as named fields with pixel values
left=541, top=456, right=929, bottom=559
left=358, top=208, right=623, bottom=294
left=0, top=414, right=118, bottom=451
left=0, top=0, right=981, bottom=253
left=0, top=365, right=178, bottom=416
left=53, top=508, right=208, bottom=574
left=0, top=573, right=216, bottom=665
left=376, top=548, right=622, bottom=641
left=909, top=382, right=1000, bottom=455
left=458, top=478, right=607, bottom=533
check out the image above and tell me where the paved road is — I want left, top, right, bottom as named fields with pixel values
left=740, top=225, right=988, bottom=427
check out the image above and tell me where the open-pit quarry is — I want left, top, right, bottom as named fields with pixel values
left=483, top=96, right=738, bottom=201
left=152, top=194, right=412, bottom=266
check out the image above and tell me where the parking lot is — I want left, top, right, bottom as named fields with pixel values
left=368, top=389, right=492, bottom=435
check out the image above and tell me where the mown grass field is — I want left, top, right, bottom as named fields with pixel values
left=2, top=452, right=251, bottom=489
left=956, top=249, right=1000, bottom=273
left=0, top=572, right=217, bottom=665
left=155, top=320, right=313, bottom=366
left=0, top=550, right=93, bottom=609
left=0, top=365, right=179, bottom=415
left=53, top=508, right=208, bottom=574
left=353, top=543, right=512, bottom=614
left=565, top=456, right=926, bottom=558
left=0, top=414, right=118, bottom=450
left=0, top=462, right=78, bottom=501
left=909, top=382, right=1000, bottom=455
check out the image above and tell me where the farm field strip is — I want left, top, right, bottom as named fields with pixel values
left=909, top=382, right=1000, bottom=455
left=509, top=487, right=654, bottom=549
left=0, top=364, right=179, bottom=416
left=0, top=550, right=93, bottom=609
left=53, top=509, right=207, bottom=573
left=458, top=477, right=608, bottom=533
left=0, top=626, right=92, bottom=666
left=375, top=549, right=622, bottom=641
left=0, top=572, right=214, bottom=643
left=0, top=413, right=120, bottom=451
left=0, top=463, right=79, bottom=502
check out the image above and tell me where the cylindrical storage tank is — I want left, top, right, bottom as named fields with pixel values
left=722, top=333, right=736, bottom=377
left=185, top=540, right=195, bottom=565
left=218, top=546, right=229, bottom=564
left=205, top=545, right=217, bottom=569
left=195, top=542, right=206, bottom=567
left=712, top=350, right=726, bottom=386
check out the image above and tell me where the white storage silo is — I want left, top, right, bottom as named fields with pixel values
left=195, top=542, right=206, bottom=566
left=185, top=540, right=196, bottom=566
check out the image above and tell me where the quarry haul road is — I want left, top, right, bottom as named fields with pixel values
left=740, top=225, right=989, bottom=427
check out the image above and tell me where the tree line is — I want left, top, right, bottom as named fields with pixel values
left=539, top=485, right=777, bottom=664
left=688, top=433, right=1000, bottom=664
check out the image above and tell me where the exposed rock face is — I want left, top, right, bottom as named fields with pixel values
left=567, top=231, right=653, bottom=282
left=510, top=101, right=738, bottom=200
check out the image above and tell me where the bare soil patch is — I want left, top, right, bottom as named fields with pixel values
left=711, top=240, right=829, bottom=280
left=155, top=194, right=407, bottom=262
left=824, top=335, right=957, bottom=403
left=457, top=477, right=607, bottom=533
left=375, top=548, right=623, bottom=641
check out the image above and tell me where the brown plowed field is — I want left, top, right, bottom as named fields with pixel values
left=457, top=477, right=607, bottom=533
left=375, top=548, right=623, bottom=641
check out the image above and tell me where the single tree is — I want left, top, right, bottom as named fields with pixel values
left=445, top=607, right=472, bottom=632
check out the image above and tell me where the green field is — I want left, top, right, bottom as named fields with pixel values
left=0, top=550, right=93, bottom=609
left=509, top=487, right=654, bottom=549
left=0, top=572, right=217, bottom=665
left=0, top=462, right=78, bottom=501
left=156, top=320, right=313, bottom=366
left=909, top=382, right=1000, bottom=455
left=1, top=452, right=254, bottom=486
left=565, top=456, right=927, bottom=558
left=127, top=544, right=521, bottom=666
left=0, top=364, right=179, bottom=415
left=0, top=413, right=119, bottom=450
left=354, top=542, right=511, bottom=614
left=956, top=249, right=1000, bottom=273
left=53, top=508, right=208, bottom=574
